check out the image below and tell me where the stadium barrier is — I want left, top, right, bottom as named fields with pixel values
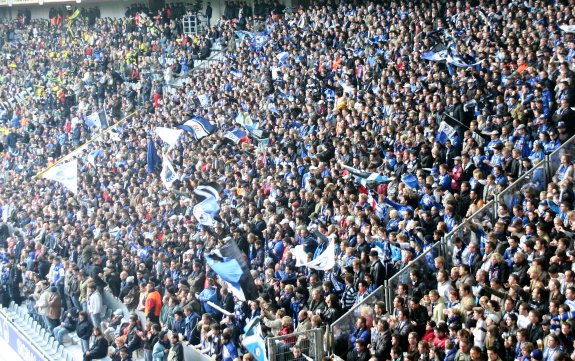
left=267, top=327, right=326, bottom=361
left=328, top=286, right=385, bottom=357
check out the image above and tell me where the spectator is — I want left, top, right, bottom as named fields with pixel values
left=83, top=327, right=108, bottom=361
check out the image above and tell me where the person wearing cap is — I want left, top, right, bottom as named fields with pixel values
left=486, top=130, right=502, bottom=154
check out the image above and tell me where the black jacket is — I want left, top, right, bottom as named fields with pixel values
left=87, top=336, right=108, bottom=359
left=370, top=260, right=386, bottom=287
left=76, top=319, right=93, bottom=340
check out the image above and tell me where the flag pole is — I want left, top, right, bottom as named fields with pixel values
left=36, top=111, right=137, bottom=178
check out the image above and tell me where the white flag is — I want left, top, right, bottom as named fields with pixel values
left=155, top=127, right=183, bottom=148
left=560, top=25, right=575, bottom=33
left=42, top=159, right=78, bottom=194
left=160, top=158, right=177, bottom=189
left=297, top=240, right=335, bottom=271
left=292, top=245, right=310, bottom=267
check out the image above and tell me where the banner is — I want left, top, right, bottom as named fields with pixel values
left=42, top=159, right=78, bottom=194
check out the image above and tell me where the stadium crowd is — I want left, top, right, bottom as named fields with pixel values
left=0, top=0, right=574, bottom=361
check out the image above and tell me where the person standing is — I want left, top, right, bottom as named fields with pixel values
left=7, top=257, right=22, bottom=305
left=205, top=2, right=212, bottom=26
left=87, top=283, right=102, bottom=328
left=167, top=332, right=184, bottom=361
left=46, top=286, right=62, bottom=332
left=76, top=311, right=94, bottom=353
left=144, top=281, right=162, bottom=324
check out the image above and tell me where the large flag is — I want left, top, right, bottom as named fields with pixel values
left=42, top=159, right=78, bottom=194
left=193, top=182, right=222, bottom=226
left=205, top=254, right=245, bottom=299
left=178, top=116, right=216, bottom=140
left=295, top=239, right=335, bottom=271
left=146, top=138, right=159, bottom=173
left=242, top=317, right=268, bottom=361
left=85, top=110, right=109, bottom=129
left=160, top=157, right=178, bottom=189
left=205, top=240, right=259, bottom=301
left=155, top=127, right=183, bottom=148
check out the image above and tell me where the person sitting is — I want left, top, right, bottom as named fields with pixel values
left=83, top=327, right=108, bottom=361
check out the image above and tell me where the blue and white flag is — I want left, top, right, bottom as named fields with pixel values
left=250, top=32, right=269, bottom=51
left=224, top=128, right=247, bottom=144
left=276, top=51, right=289, bottom=63
left=401, top=173, right=420, bottom=190
left=178, top=116, right=216, bottom=140
left=355, top=172, right=394, bottom=186
left=422, top=50, right=448, bottom=62
left=155, top=127, right=183, bottom=148
left=86, top=149, right=103, bottom=168
left=242, top=317, right=268, bottom=361
left=205, top=254, right=245, bottom=299
left=146, top=138, right=159, bottom=173
left=193, top=197, right=220, bottom=227
left=42, top=159, right=78, bottom=194
left=436, top=121, right=457, bottom=145
left=160, top=157, right=177, bottom=189
left=446, top=54, right=482, bottom=68
left=230, top=68, right=243, bottom=79
left=193, top=182, right=222, bottom=226
left=235, top=30, right=255, bottom=41
left=85, top=109, right=109, bottom=129
left=197, top=93, right=211, bottom=108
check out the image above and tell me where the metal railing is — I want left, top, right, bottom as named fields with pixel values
left=329, top=286, right=385, bottom=357
left=548, top=135, right=575, bottom=182
left=267, top=327, right=326, bottom=361
left=375, top=136, right=575, bottom=318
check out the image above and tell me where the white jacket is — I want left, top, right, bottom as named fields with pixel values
left=87, top=290, right=102, bottom=315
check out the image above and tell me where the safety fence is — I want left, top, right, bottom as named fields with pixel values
left=267, top=327, right=326, bottom=361
left=329, top=286, right=385, bottom=357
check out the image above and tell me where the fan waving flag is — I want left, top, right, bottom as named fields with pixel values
left=193, top=182, right=222, bottom=226
left=146, top=138, right=159, bottom=173
left=155, top=127, right=183, bottom=148
left=295, top=239, right=335, bottom=271
left=178, top=116, right=216, bottom=140
left=205, top=240, right=259, bottom=301
left=242, top=317, right=268, bottom=361
left=160, top=157, right=178, bottom=189
left=224, top=128, right=249, bottom=144
left=42, top=159, right=78, bottom=194
left=85, top=109, right=109, bottom=129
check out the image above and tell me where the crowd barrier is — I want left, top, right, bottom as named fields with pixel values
left=267, top=327, right=326, bottom=361
left=329, top=286, right=385, bottom=357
